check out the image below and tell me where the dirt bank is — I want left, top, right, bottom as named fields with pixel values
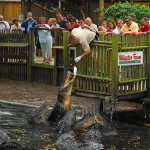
left=0, top=79, right=143, bottom=112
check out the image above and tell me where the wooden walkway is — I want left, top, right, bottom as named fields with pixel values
left=34, top=56, right=54, bottom=65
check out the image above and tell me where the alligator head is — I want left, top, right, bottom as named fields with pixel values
left=51, top=131, right=79, bottom=150
left=28, top=100, right=51, bottom=125
left=75, top=108, right=105, bottom=129
left=57, top=71, right=74, bottom=113
left=0, top=130, right=10, bottom=145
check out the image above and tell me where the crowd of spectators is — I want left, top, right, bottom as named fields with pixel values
left=1, top=13, right=150, bottom=34
left=0, top=12, right=150, bottom=63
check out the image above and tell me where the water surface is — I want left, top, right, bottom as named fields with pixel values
left=0, top=103, right=150, bottom=150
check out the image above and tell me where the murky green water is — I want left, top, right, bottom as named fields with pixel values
left=0, top=103, right=150, bottom=150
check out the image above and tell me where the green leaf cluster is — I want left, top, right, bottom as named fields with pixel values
left=95, top=1, right=150, bottom=25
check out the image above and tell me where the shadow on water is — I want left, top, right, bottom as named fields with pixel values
left=0, top=102, right=150, bottom=150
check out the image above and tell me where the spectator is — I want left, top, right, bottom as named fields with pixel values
left=11, top=18, right=24, bottom=31
left=21, top=12, right=37, bottom=34
left=138, top=17, right=150, bottom=33
left=0, top=15, right=10, bottom=30
left=70, top=19, right=80, bottom=28
left=120, top=16, right=139, bottom=34
left=98, top=21, right=107, bottom=32
left=69, top=28, right=96, bottom=63
left=35, top=17, right=53, bottom=64
left=65, top=21, right=73, bottom=32
left=84, top=17, right=98, bottom=32
left=107, top=20, right=120, bottom=34
left=55, top=12, right=67, bottom=29
left=48, top=18, right=54, bottom=27
left=50, top=18, right=60, bottom=29
left=21, top=12, right=37, bottom=61
left=78, top=18, right=85, bottom=28
left=116, top=19, right=124, bottom=31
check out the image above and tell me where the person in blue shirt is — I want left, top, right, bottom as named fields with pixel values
left=55, top=12, right=67, bottom=30
left=21, top=12, right=37, bottom=34
left=21, top=12, right=37, bottom=61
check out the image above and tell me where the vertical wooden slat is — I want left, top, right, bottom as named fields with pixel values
left=111, top=34, right=119, bottom=107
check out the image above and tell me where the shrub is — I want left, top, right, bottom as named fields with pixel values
left=95, top=1, right=150, bottom=25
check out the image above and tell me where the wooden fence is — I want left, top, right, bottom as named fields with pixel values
left=62, top=31, right=150, bottom=117
left=71, top=34, right=149, bottom=98
left=0, top=29, right=150, bottom=120
left=0, top=29, right=64, bottom=85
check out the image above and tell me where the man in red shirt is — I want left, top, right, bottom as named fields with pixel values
left=138, top=17, right=150, bottom=33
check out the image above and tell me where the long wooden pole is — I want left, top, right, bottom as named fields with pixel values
left=63, top=31, right=70, bottom=78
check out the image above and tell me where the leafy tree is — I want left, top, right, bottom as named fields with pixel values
left=95, top=1, right=150, bottom=25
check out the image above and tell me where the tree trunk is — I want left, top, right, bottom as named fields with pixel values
left=99, top=0, right=104, bottom=19
left=130, top=0, right=134, bottom=5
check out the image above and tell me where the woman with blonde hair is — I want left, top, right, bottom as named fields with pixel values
left=35, top=17, right=53, bottom=64
left=48, top=17, right=54, bottom=27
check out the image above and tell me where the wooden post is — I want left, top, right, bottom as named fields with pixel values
left=111, top=34, right=119, bottom=116
left=63, top=31, right=70, bottom=78
left=27, top=29, right=34, bottom=81
left=147, top=35, right=150, bottom=98
left=99, top=0, right=104, bottom=19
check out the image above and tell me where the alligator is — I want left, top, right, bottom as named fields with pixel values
left=83, top=124, right=104, bottom=150
left=0, top=141, right=36, bottom=150
left=0, top=130, right=10, bottom=145
left=47, top=71, right=76, bottom=122
left=84, top=124, right=103, bottom=142
left=57, top=109, right=76, bottom=133
left=0, top=141, right=23, bottom=150
left=28, top=67, right=116, bottom=149
left=28, top=70, right=76, bottom=125
left=51, top=131, right=80, bottom=150
left=28, top=100, right=51, bottom=125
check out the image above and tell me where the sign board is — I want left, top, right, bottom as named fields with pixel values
left=118, top=51, right=143, bottom=66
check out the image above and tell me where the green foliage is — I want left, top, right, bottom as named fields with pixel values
left=95, top=1, right=150, bottom=25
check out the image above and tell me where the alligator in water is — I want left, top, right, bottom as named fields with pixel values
left=0, top=130, right=10, bottom=145
left=28, top=67, right=116, bottom=149
left=28, top=69, right=105, bottom=127
left=0, top=141, right=36, bottom=150
left=28, top=70, right=76, bottom=125
left=0, top=141, right=24, bottom=150
left=47, top=71, right=76, bottom=122
left=28, top=100, right=51, bottom=125
left=51, top=131, right=80, bottom=150
left=57, top=109, right=76, bottom=133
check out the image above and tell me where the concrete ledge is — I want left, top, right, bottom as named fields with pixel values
left=0, top=100, right=39, bottom=108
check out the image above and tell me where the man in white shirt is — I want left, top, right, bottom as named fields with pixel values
left=84, top=17, right=98, bottom=32
left=0, top=15, right=10, bottom=30
left=69, top=28, right=96, bottom=63
left=11, top=18, right=24, bottom=31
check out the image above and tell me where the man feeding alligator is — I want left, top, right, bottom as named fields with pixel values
left=68, top=27, right=96, bottom=63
